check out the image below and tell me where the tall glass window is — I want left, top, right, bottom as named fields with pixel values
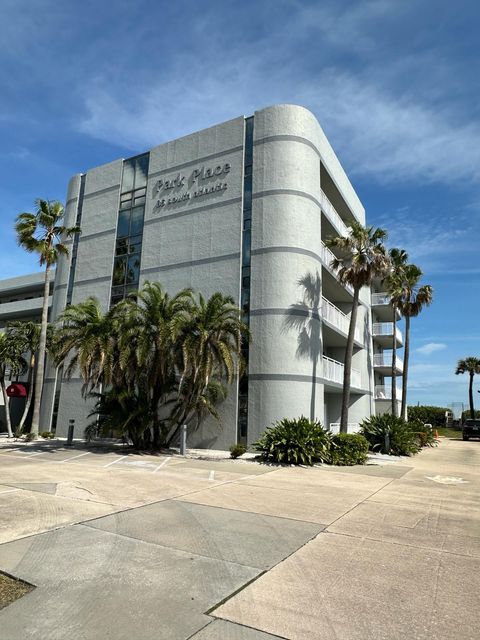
left=110, top=153, right=149, bottom=306
left=237, top=117, right=254, bottom=444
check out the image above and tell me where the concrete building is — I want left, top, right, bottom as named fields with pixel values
left=0, top=105, right=402, bottom=444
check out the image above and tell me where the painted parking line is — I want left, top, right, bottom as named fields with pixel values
left=0, top=488, right=20, bottom=495
left=58, top=452, right=91, bottom=464
left=152, top=457, right=172, bottom=473
left=103, top=455, right=128, bottom=468
left=208, top=470, right=215, bottom=482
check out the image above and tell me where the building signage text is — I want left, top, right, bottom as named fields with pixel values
left=154, top=163, right=231, bottom=208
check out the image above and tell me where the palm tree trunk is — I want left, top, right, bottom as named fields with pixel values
left=391, top=304, right=398, bottom=416
left=340, top=286, right=360, bottom=433
left=0, top=378, right=13, bottom=438
left=469, top=371, right=475, bottom=419
left=31, top=264, right=50, bottom=436
left=18, top=354, right=35, bottom=432
left=401, top=315, right=410, bottom=420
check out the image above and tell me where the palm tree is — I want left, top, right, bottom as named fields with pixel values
left=120, top=281, right=194, bottom=447
left=327, top=222, right=389, bottom=433
left=396, top=265, right=433, bottom=419
left=15, top=199, right=80, bottom=436
left=0, top=332, right=27, bottom=437
left=455, top=357, right=480, bottom=419
left=384, top=248, right=408, bottom=416
left=6, top=322, right=41, bottom=433
left=168, top=291, right=249, bottom=444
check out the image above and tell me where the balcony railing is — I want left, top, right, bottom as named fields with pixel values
left=322, top=296, right=361, bottom=343
left=372, top=322, right=402, bottom=343
left=371, top=292, right=392, bottom=306
left=373, top=353, right=403, bottom=371
left=329, top=423, right=360, bottom=434
left=374, top=385, right=402, bottom=400
left=323, top=355, right=361, bottom=389
left=320, top=242, right=354, bottom=294
left=320, top=190, right=350, bottom=237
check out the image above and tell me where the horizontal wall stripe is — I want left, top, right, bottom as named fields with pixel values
left=251, top=245, right=322, bottom=264
left=78, top=228, right=116, bottom=242
left=72, top=275, right=112, bottom=287
left=65, top=196, right=78, bottom=207
left=54, top=283, right=68, bottom=290
left=253, top=187, right=321, bottom=209
left=250, top=307, right=321, bottom=322
left=254, top=134, right=321, bottom=158
left=83, top=184, right=120, bottom=201
left=144, top=196, right=242, bottom=227
left=141, top=252, right=240, bottom=274
left=148, top=145, right=244, bottom=179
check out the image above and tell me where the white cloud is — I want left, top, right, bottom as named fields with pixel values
left=416, top=342, right=447, bottom=356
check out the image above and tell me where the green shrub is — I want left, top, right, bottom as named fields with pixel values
left=253, top=416, right=332, bottom=466
left=360, top=414, right=420, bottom=456
left=24, top=432, right=36, bottom=442
left=406, top=420, right=437, bottom=448
left=39, top=431, right=54, bottom=439
left=229, top=443, right=247, bottom=459
left=328, top=433, right=369, bottom=466
left=14, top=428, right=23, bottom=438
left=407, top=405, right=449, bottom=427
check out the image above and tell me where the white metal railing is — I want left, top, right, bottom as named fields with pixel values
left=372, top=323, right=402, bottom=343
left=329, top=423, right=360, bottom=434
left=374, top=385, right=402, bottom=400
left=320, top=190, right=350, bottom=237
left=371, top=292, right=391, bottom=306
left=320, top=242, right=354, bottom=294
left=373, top=353, right=403, bottom=371
left=323, top=355, right=361, bottom=389
left=322, top=296, right=361, bottom=343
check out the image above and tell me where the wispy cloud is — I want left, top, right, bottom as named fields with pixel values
left=416, top=342, right=447, bottom=356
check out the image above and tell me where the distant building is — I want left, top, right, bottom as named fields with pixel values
left=0, top=105, right=402, bottom=444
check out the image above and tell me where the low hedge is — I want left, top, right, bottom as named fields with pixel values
left=328, top=433, right=369, bottom=466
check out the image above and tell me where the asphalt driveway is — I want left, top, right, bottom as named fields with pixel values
left=0, top=438, right=478, bottom=639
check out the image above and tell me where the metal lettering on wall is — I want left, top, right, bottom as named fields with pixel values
left=153, top=163, right=231, bottom=208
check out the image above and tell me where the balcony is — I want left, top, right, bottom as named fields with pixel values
left=0, top=296, right=52, bottom=322
left=320, top=190, right=350, bottom=237
left=371, top=291, right=401, bottom=321
left=373, top=353, right=403, bottom=375
left=320, top=242, right=354, bottom=295
left=374, top=385, right=402, bottom=400
left=322, top=296, right=361, bottom=344
left=323, top=355, right=361, bottom=389
left=372, top=322, right=403, bottom=347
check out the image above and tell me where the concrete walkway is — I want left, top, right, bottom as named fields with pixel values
left=0, top=438, right=478, bottom=639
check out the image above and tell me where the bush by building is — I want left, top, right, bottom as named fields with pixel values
left=407, top=405, right=449, bottom=427
left=327, top=433, right=369, bottom=466
left=360, top=414, right=437, bottom=456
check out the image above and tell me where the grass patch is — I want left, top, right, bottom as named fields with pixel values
left=0, top=572, right=34, bottom=609
left=436, top=427, right=462, bottom=439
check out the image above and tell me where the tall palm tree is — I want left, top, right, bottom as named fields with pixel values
left=120, top=281, right=194, bottom=447
left=384, top=248, right=409, bottom=416
left=15, top=199, right=80, bottom=436
left=168, top=291, right=249, bottom=444
left=455, top=357, right=480, bottom=419
left=6, top=322, right=41, bottom=432
left=327, top=222, right=389, bottom=433
left=396, top=265, right=433, bottom=420
left=0, top=332, right=27, bottom=438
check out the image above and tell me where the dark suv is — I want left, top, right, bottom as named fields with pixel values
left=462, top=419, right=480, bottom=441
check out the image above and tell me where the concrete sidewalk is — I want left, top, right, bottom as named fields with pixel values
left=0, top=438, right=479, bottom=639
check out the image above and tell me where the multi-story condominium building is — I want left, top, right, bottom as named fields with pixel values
left=0, top=105, right=402, bottom=446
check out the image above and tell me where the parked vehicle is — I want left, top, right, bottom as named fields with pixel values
left=462, top=419, right=480, bottom=441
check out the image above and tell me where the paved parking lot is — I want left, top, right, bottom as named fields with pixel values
left=0, top=438, right=479, bottom=639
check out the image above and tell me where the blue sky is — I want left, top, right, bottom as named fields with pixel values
left=1, top=0, right=479, bottom=408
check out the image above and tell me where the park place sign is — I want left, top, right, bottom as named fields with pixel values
left=153, top=163, right=231, bottom=209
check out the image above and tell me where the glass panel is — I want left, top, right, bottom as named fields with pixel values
left=112, top=257, right=127, bottom=286
left=242, top=229, right=251, bottom=267
left=135, top=154, right=149, bottom=189
left=115, top=238, right=128, bottom=256
left=126, top=254, right=141, bottom=284
left=243, top=218, right=251, bottom=231
left=130, top=206, right=144, bottom=236
left=134, top=195, right=146, bottom=206
left=117, top=210, right=130, bottom=238
left=242, top=275, right=250, bottom=289
left=129, top=239, right=142, bottom=254
left=122, top=160, right=135, bottom=193
left=243, top=174, right=252, bottom=210
left=111, top=285, right=124, bottom=297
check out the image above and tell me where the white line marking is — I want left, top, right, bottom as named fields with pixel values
left=208, top=470, right=215, bottom=482
left=23, top=451, right=48, bottom=457
left=103, top=455, right=128, bottom=468
left=0, top=488, right=20, bottom=495
left=153, top=456, right=171, bottom=473
left=59, top=452, right=91, bottom=463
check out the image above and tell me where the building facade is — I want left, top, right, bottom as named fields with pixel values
left=0, top=105, right=402, bottom=444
